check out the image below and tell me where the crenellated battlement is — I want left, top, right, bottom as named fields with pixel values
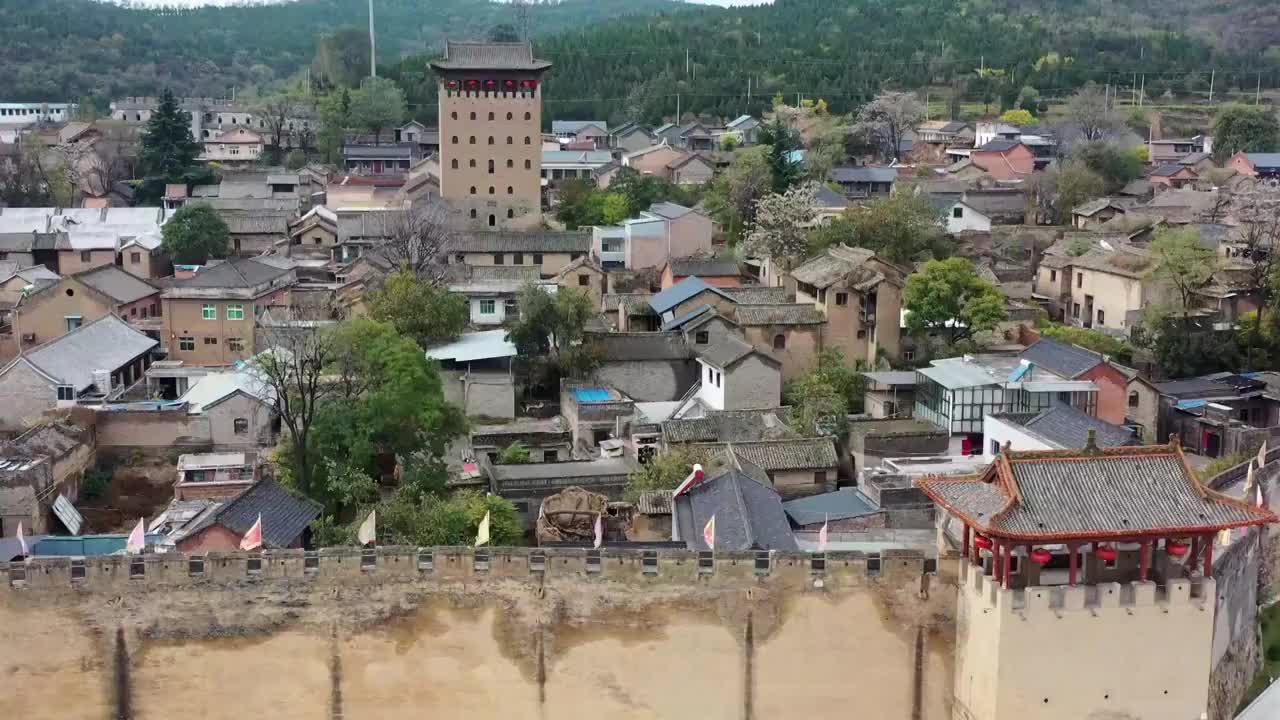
left=959, top=558, right=1213, bottom=615
left=2, top=546, right=936, bottom=594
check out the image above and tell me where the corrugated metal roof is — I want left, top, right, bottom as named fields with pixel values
left=425, top=330, right=517, bottom=362
left=916, top=359, right=1001, bottom=389
left=22, top=314, right=157, bottom=391
left=648, top=277, right=733, bottom=315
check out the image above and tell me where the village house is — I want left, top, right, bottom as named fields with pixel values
left=589, top=333, right=696, bottom=402
left=916, top=120, right=974, bottom=146
left=861, top=370, right=917, bottom=418
left=0, top=264, right=59, bottom=320
left=0, top=207, right=170, bottom=278
left=0, top=422, right=93, bottom=536
left=177, top=362, right=278, bottom=449
left=811, top=185, right=852, bottom=224
left=660, top=256, right=741, bottom=289
left=1019, top=336, right=1132, bottom=425
left=789, top=245, right=905, bottom=365
left=1147, top=134, right=1212, bottom=165
left=542, top=149, right=614, bottom=184
left=621, top=143, right=692, bottom=180
left=1227, top=152, right=1280, bottom=179
left=1034, top=236, right=1170, bottom=331
left=1149, top=163, right=1199, bottom=191
left=982, top=402, right=1138, bottom=460
left=601, top=292, right=659, bottom=332
left=667, top=154, right=716, bottom=185
left=1070, top=197, right=1131, bottom=230
left=447, top=265, right=544, bottom=327
left=664, top=308, right=743, bottom=357
left=426, top=330, right=518, bottom=419
left=687, top=437, right=839, bottom=493
left=732, top=303, right=825, bottom=381
left=200, top=128, right=265, bottom=165
left=968, top=140, right=1036, bottom=180
left=342, top=143, right=418, bottom=176
left=592, top=202, right=714, bottom=271
left=693, top=335, right=782, bottom=411
left=450, top=230, right=590, bottom=278
left=173, top=452, right=261, bottom=501
left=471, top=417, right=573, bottom=465
left=610, top=122, right=656, bottom=154
left=671, top=451, right=798, bottom=551
left=828, top=166, right=896, bottom=199
left=483, top=455, right=632, bottom=530
left=559, top=380, right=638, bottom=450
left=724, top=115, right=763, bottom=145
left=551, top=120, right=609, bottom=148
left=172, top=478, right=321, bottom=552
left=655, top=122, right=716, bottom=151
left=0, top=314, right=157, bottom=433
left=11, top=264, right=160, bottom=352
left=1151, top=372, right=1280, bottom=457
left=552, top=255, right=607, bottom=305
left=161, top=257, right=295, bottom=366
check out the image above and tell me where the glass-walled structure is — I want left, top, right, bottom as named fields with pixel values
left=914, top=359, right=1098, bottom=435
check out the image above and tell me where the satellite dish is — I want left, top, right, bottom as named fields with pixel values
left=1100, top=239, right=1114, bottom=251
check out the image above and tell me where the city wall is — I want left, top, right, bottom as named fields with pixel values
left=1, top=547, right=957, bottom=720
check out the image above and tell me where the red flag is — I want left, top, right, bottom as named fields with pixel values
left=239, top=513, right=263, bottom=551
left=126, top=517, right=146, bottom=554
left=593, top=513, right=603, bottom=549
left=703, top=514, right=716, bottom=551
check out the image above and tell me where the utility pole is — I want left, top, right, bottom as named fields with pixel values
left=1257, top=72, right=1263, bottom=105
left=1139, top=73, right=1145, bottom=107
left=1208, top=68, right=1215, bottom=104
left=746, top=76, right=751, bottom=114
left=686, top=48, right=690, bottom=76
left=676, top=94, right=680, bottom=123
left=368, top=0, right=377, bottom=78
left=1132, top=73, right=1138, bottom=106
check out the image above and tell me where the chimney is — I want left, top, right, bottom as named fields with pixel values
left=1083, top=428, right=1099, bottom=454
left=92, top=369, right=111, bottom=396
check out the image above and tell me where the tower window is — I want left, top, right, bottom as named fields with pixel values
left=488, top=214, right=496, bottom=227
left=524, top=160, right=531, bottom=169
left=451, top=136, right=458, bottom=144
left=488, top=159, right=495, bottom=173
left=451, top=159, right=458, bottom=169
left=524, top=136, right=531, bottom=145
left=469, top=136, right=476, bottom=144
left=506, top=136, right=513, bottom=145
left=773, top=334, right=786, bottom=350
left=470, top=112, right=476, bottom=120
left=488, top=186, right=495, bottom=195
left=470, top=209, right=477, bottom=219
left=470, top=186, right=477, bottom=195
left=451, top=111, right=457, bottom=120
left=467, top=159, right=475, bottom=168
left=525, top=112, right=531, bottom=120
left=506, top=112, right=513, bottom=120
left=488, top=112, right=494, bottom=121
left=506, top=159, right=514, bottom=168
left=488, top=136, right=494, bottom=145
left=507, top=209, right=514, bottom=219
left=507, top=186, right=513, bottom=195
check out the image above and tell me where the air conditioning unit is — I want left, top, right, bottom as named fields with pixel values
left=21, top=333, right=36, bottom=343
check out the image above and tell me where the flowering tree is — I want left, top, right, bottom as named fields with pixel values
left=743, top=182, right=818, bottom=272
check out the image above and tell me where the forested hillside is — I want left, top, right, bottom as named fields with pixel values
left=0, top=0, right=678, bottom=100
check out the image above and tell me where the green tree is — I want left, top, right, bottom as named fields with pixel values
left=139, top=89, right=200, bottom=179
left=497, top=441, right=533, bottom=465
left=1074, top=142, right=1145, bottom=192
left=1147, top=226, right=1218, bottom=315
left=507, top=286, right=599, bottom=396
left=1212, top=106, right=1280, bottom=162
left=160, top=203, right=231, bottom=264
left=367, top=269, right=468, bottom=349
left=488, top=23, right=520, bottom=43
left=349, top=77, right=406, bottom=143
left=758, top=116, right=802, bottom=193
left=625, top=446, right=711, bottom=502
left=783, top=348, right=869, bottom=435
left=323, top=489, right=523, bottom=547
left=904, top=257, right=1008, bottom=344
left=703, top=146, right=771, bottom=242
left=607, top=167, right=694, bottom=216
left=1138, top=227, right=1227, bottom=377
left=1039, top=159, right=1105, bottom=224
left=316, top=89, right=351, bottom=163
left=312, top=28, right=371, bottom=90
left=810, top=192, right=948, bottom=264
left=1016, top=86, right=1041, bottom=114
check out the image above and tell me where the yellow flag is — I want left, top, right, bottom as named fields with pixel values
left=475, top=511, right=491, bottom=547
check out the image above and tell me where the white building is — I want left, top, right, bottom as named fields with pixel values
left=0, top=102, right=77, bottom=126
left=982, top=403, right=1138, bottom=461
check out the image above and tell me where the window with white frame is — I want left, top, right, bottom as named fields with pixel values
left=479, top=299, right=496, bottom=315
left=226, top=304, right=244, bottom=320
left=202, top=304, right=217, bottom=320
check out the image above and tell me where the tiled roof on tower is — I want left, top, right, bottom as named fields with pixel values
left=431, top=41, right=552, bottom=71
left=918, top=438, right=1275, bottom=541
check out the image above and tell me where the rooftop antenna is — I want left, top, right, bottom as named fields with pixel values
left=368, top=0, right=377, bottom=78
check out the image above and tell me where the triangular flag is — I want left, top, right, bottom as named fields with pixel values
left=702, top=514, right=716, bottom=551
left=475, top=511, right=491, bottom=547
left=818, top=514, right=829, bottom=553
left=239, top=513, right=263, bottom=551
left=357, top=510, right=377, bottom=546
left=16, top=521, right=28, bottom=558
left=1260, top=441, right=1269, bottom=469
left=1245, top=464, right=1256, bottom=497
left=593, top=513, right=603, bottom=550
left=1257, top=481, right=1266, bottom=508
left=126, top=517, right=146, bottom=554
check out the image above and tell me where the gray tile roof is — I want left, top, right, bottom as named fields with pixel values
left=977, top=139, right=1022, bottom=152
left=1018, top=337, right=1103, bottom=379
left=593, top=332, right=691, bottom=361
left=648, top=202, right=696, bottom=220
left=790, top=245, right=878, bottom=288
left=1150, top=163, right=1190, bottom=177
left=666, top=256, right=739, bottom=278
left=1000, top=403, right=1137, bottom=450
left=734, top=304, right=825, bottom=326
left=962, top=190, right=1026, bottom=219
left=919, top=444, right=1276, bottom=540
left=432, top=40, right=551, bottom=71
left=674, top=468, right=797, bottom=551
left=812, top=185, right=851, bottom=208
left=694, top=438, right=838, bottom=472
left=74, top=264, right=159, bottom=305
left=782, top=487, right=879, bottom=526
left=198, top=479, right=322, bottom=549
left=695, top=335, right=758, bottom=369
left=1242, top=153, right=1280, bottom=168
left=601, top=293, right=656, bottom=315
left=552, top=120, right=608, bottom=134
left=22, top=314, right=157, bottom=391
left=452, top=231, right=590, bottom=254
left=174, top=257, right=292, bottom=289
left=722, top=286, right=792, bottom=304
left=829, top=166, right=898, bottom=184
left=662, top=409, right=795, bottom=444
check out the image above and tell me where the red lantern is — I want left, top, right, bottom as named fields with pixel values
left=484, top=79, right=497, bottom=90
left=503, top=79, right=516, bottom=90
left=1095, top=545, right=1118, bottom=562
left=1030, top=548, right=1052, bottom=564
left=445, top=80, right=459, bottom=90
left=521, top=79, right=538, bottom=89
left=1166, top=540, right=1189, bottom=557
left=974, top=534, right=993, bottom=550
left=465, top=79, right=480, bottom=89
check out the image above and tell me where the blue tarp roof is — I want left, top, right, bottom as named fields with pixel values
left=31, top=533, right=164, bottom=557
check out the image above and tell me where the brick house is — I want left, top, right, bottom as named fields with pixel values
left=161, top=258, right=295, bottom=366
left=1227, top=152, right=1280, bottom=179
left=1149, top=163, right=1198, bottom=191
left=969, top=140, right=1036, bottom=180
left=789, top=245, right=906, bottom=364
left=732, top=303, right=826, bottom=381
left=660, top=256, right=741, bottom=289
left=12, top=265, right=160, bottom=352
left=1019, top=337, right=1132, bottom=425
left=173, top=478, right=321, bottom=552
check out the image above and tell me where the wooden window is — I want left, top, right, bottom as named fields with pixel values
left=227, top=338, right=245, bottom=352
left=233, top=418, right=249, bottom=435
left=493, top=254, right=504, bottom=265
left=835, top=292, right=848, bottom=306
left=179, top=336, right=195, bottom=351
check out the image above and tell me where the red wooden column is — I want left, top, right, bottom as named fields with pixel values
left=1203, top=535, right=1214, bottom=577
left=1068, top=542, right=1079, bottom=586
left=1139, top=540, right=1151, bottom=582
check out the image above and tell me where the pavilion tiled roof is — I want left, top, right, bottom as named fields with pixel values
left=918, top=441, right=1276, bottom=541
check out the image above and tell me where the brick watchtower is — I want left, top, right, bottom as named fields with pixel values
left=919, top=435, right=1276, bottom=720
left=431, top=40, right=551, bottom=231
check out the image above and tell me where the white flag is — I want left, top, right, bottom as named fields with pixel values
left=126, top=517, right=146, bottom=554
left=357, top=510, right=377, bottom=546
left=16, top=521, right=28, bottom=558
left=593, top=513, right=603, bottom=550
left=1260, top=441, right=1269, bottom=469
left=1258, top=481, right=1266, bottom=508
left=703, top=514, right=716, bottom=551
left=818, top=514, right=829, bottom=553
left=475, top=511, right=491, bottom=547
left=1245, top=464, right=1257, bottom=497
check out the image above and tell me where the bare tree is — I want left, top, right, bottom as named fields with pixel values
left=1065, top=82, right=1122, bottom=142
left=254, top=91, right=305, bottom=163
left=852, top=91, right=925, bottom=163
left=375, top=201, right=457, bottom=284
left=1230, top=189, right=1280, bottom=296
left=61, top=138, right=132, bottom=200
